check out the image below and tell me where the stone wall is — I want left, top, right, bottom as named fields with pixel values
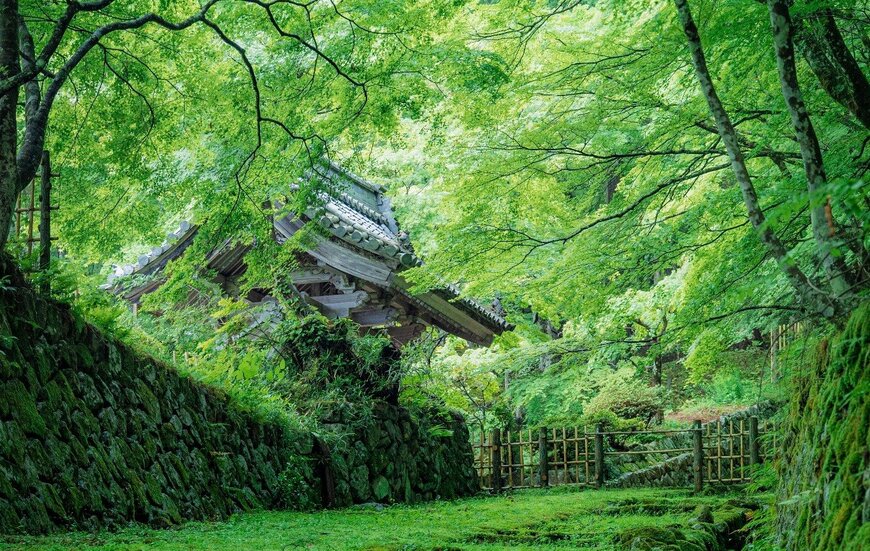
left=326, top=403, right=478, bottom=506
left=774, top=302, right=869, bottom=550
left=0, top=261, right=305, bottom=534
left=0, top=259, right=477, bottom=534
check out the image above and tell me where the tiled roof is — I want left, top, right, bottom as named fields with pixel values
left=108, top=163, right=511, bottom=333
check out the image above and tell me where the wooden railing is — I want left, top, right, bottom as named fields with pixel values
left=472, top=416, right=768, bottom=491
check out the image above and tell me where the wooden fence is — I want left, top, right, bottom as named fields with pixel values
left=769, top=321, right=807, bottom=381
left=11, top=150, right=56, bottom=293
left=472, top=417, right=767, bottom=491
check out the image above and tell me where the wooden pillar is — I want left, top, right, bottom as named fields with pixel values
left=27, top=180, right=35, bottom=256
left=594, top=424, right=605, bottom=489
left=538, top=427, right=549, bottom=487
left=38, top=151, right=52, bottom=294
left=693, top=420, right=704, bottom=493
left=491, top=428, right=502, bottom=492
left=749, top=416, right=760, bottom=467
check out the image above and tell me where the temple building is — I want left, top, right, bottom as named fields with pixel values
left=111, top=162, right=510, bottom=346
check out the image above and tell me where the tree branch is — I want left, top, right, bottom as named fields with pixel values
left=16, top=0, right=220, bottom=190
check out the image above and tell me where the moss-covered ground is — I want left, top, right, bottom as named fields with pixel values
left=1, top=487, right=754, bottom=550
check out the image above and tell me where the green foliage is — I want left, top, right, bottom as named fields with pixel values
left=426, top=424, right=454, bottom=439
left=274, top=315, right=401, bottom=419
left=684, top=330, right=729, bottom=384
left=742, top=463, right=781, bottom=550
left=380, top=0, right=868, bottom=435
left=16, top=0, right=865, bottom=443
left=6, top=0, right=867, bottom=543
left=276, top=455, right=319, bottom=512
left=583, top=368, right=661, bottom=425
left=580, top=410, right=647, bottom=434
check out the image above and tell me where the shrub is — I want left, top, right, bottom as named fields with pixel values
left=276, top=454, right=318, bottom=511
left=584, top=368, right=660, bottom=425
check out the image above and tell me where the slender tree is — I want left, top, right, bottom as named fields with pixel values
left=766, top=0, right=855, bottom=299
left=672, top=0, right=835, bottom=314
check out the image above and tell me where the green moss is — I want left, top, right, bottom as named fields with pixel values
left=0, top=380, right=46, bottom=437
left=144, top=473, right=164, bottom=506
left=372, top=475, right=390, bottom=501
left=4, top=488, right=752, bottom=550
left=776, top=302, right=870, bottom=551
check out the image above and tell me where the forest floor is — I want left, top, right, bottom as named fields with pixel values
left=1, top=487, right=755, bottom=550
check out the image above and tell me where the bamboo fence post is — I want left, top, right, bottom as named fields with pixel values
left=538, top=427, right=549, bottom=487
left=749, top=416, right=760, bottom=467
left=594, top=424, right=605, bottom=489
left=562, top=427, right=571, bottom=484
left=717, top=420, right=723, bottom=482
left=478, top=431, right=485, bottom=482
left=573, top=426, right=579, bottom=482
left=583, top=426, right=590, bottom=484
left=506, top=430, right=514, bottom=488
left=39, top=151, right=52, bottom=294
left=693, top=420, right=703, bottom=493
left=729, top=419, right=735, bottom=481
left=517, top=430, right=525, bottom=487
left=738, top=419, right=747, bottom=480
left=491, top=429, right=502, bottom=492
left=27, top=181, right=35, bottom=256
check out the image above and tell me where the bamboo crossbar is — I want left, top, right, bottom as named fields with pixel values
left=599, top=428, right=693, bottom=436
left=604, top=448, right=693, bottom=456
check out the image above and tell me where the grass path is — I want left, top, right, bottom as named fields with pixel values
left=0, top=487, right=747, bottom=550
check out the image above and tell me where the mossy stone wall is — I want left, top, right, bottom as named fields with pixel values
left=775, top=302, right=869, bottom=550
left=0, top=261, right=478, bottom=534
left=325, top=402, right=478, bottom=506
left=0, top=265, right=306, bottom=534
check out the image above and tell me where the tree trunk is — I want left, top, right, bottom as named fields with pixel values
left=794, top=8, right=870, bottom=130
left=673, top=0, right=831, bottom=314
left=767, top=0, right=854, bottom=300
left=0, top=0, right=20, bottom=252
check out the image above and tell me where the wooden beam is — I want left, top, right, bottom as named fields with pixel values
left=274, top=216, right=396, bottom=285
left=351, top=307, right=399, bottom=326
left=386, top=323, right=426, bottom=345
left=309, top=290, right=368, bottom=308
